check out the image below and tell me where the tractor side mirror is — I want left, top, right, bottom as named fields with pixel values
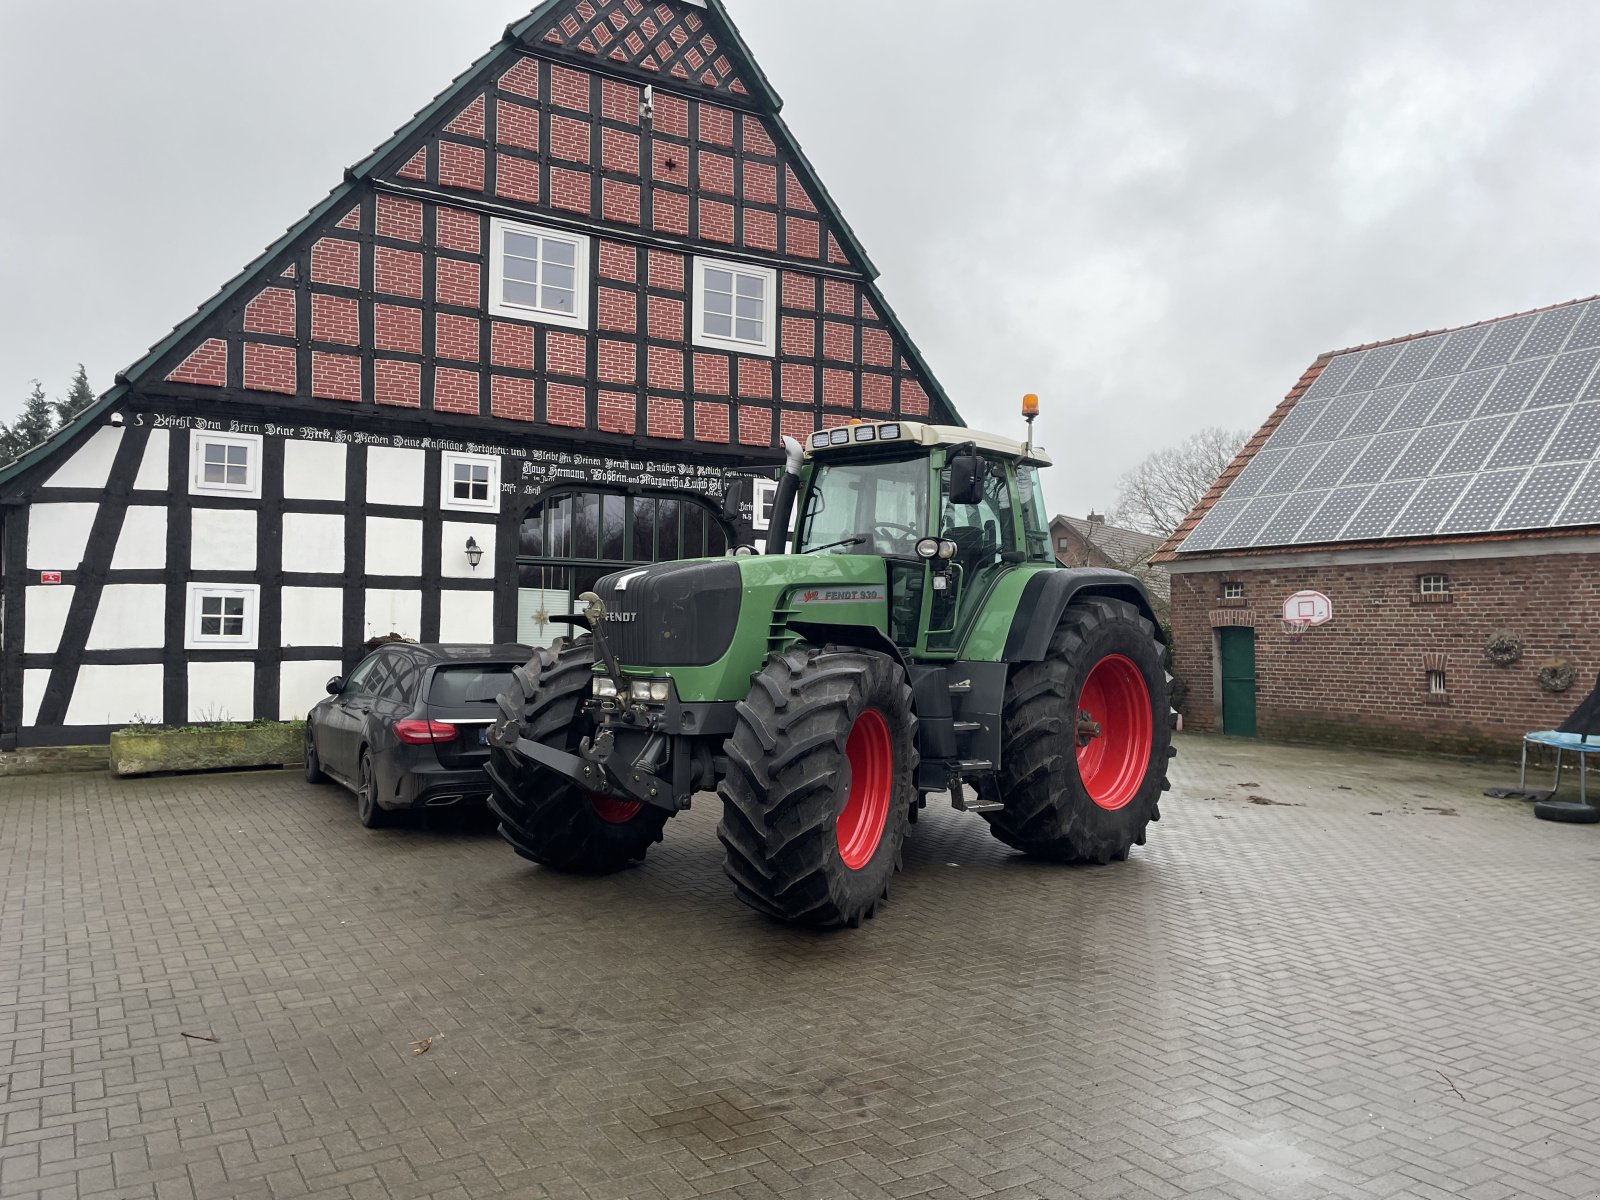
left=326, top=677, right=345, bottom=695
left=948, top=454, right=984, bottom=506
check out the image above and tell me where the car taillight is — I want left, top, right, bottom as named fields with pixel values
left=393, top=719, right=458, bottom=745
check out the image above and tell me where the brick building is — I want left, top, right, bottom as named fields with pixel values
left=1050, top=512, right=1169, bottom=612
left=0, top=0, right=960, bottom=749
left=1156, top=297, right=1600, bottom=754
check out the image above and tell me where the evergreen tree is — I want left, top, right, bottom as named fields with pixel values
left=6, top=382, right=59, bottom=459
left=55, top=364, right=96, bottom=428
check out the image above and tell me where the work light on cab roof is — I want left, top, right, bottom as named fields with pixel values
left=487, top=405, right=1175, bottom=930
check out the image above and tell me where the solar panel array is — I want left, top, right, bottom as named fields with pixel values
left=1183, top=300, right=1600, bottom=553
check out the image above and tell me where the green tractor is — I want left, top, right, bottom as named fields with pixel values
left=486, top=413, right=1175, bottom=927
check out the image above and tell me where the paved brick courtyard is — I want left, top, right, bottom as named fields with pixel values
left=3, top=734, right=1599, bottom=1200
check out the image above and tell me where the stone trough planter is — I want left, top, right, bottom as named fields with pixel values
left=110, top=723, right=305, bottom=778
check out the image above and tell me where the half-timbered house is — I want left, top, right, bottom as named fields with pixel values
left=0, top=0, right=960, bottom=748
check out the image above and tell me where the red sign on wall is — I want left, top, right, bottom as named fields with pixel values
left=40, top=571, right=62, bottom=585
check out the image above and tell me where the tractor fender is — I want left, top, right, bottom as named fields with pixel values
left=1000, top=569, right=1162, bottom=662
left=787, top=620, right=910, bottom=674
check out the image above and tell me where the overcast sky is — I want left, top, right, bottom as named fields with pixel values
left=5, top=0, right=1600, bottom=516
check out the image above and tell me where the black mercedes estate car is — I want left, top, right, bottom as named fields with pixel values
left=304, top=642, right=531, bottom=827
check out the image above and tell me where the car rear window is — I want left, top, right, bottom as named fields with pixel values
left=428, top=666, right=517, bottom=707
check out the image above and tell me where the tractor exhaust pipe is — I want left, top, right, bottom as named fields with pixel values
left=765, top=435, right=804, bottom=555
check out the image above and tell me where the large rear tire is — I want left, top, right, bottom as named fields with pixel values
left=718, top=645, right=918, bottom=928
left=983, top=596, right=1172, bottom=863
left=486, top=637, right=671, bottom=874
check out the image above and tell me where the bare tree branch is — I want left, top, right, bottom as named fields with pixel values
left=1111, top=427, right=1252, bottom=536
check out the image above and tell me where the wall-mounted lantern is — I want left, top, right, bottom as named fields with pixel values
left=465, top=536, right=484, bottom=571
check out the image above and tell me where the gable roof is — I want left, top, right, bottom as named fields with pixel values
left=1052, top=514, right=1163, bottom=567
left=1155, top=293, right=1600, bottom=562
left=0, top=0, right=959, bottom=492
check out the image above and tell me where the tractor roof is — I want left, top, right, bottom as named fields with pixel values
left=805, top=421, right=1052, bottom=467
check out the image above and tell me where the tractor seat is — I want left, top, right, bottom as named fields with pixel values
left=945, top=524, right=996, bottom=578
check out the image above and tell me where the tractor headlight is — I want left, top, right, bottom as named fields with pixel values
left=915, top=537, right=940, bottom=559
left=593, top=677, right=619, bottom=698
left=938, top=539, right=958, bottom=560
left=854, top=425, right=877, bottom=442
left=829, top=428, right=850, bottom=445
left=811, top=431, right=830, bottom=449
left=880, top=424, right=901, bottom=440
left=629, top=680, right=671, bottom=703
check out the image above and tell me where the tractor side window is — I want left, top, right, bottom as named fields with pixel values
left=940, top=454, right=1016, bottom=569
left=798, top=456, right=928, bottom=554
left=1018, top=466, right=1052, bottom=561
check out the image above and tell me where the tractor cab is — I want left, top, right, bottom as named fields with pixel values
left=788, top=422, right=1056, bottom=653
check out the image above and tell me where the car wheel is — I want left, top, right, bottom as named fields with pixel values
left=356, top=750, right=389, bottom=829
left=304, top=724, right=329, bottom=785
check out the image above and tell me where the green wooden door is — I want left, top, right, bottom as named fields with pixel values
left=1219, top=627, right=1257, bottom=737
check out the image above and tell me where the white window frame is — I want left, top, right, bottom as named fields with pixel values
left=693, top=256, right=777, bottom=357
left=488, top=217, right=591, bottom=328
left=441, top=451, right=501, bottom=514
left=750, top=477, right=779, bottom=532
left=1222, top=581, right=1245, bottom=600
left=1420, top=574, right=1450, bottom=595
left=189, top=431, right=263, bottom=500
left=184, top=583, right=261, bottom=650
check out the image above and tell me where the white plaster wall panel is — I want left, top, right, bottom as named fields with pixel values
left=364, top=589, right=422, bottom=641
left=283, top=440, right=347, bottom=502
left=86, top=585, right=167, bottom=650
left=366, top=447, right=425, bottom=507
left=190, top=509, right=258, bottom=573
left=187, top=662, right=256, bottom=723
left=132, top=428, right=171, bottom=492
left=44, top=426, right=122, bottom=490
left=281, top=587, right=344, bottom=647
left=280, top=660, right=342, bottom=721
left=65, top=665, right=165, bottom=727
left=438, top=590, right=495, bottom=644
left=22, top=670, right=49, bottom=726
left=282, top=513, right=345, bottom=575
left=110, top=507, right=168, bottom=571
left=26, top=504, right=98, bottom=571
left=24, top=586, right=74, bottom=654
left=440, top=522, right=496, bottom=580
left=366, top=517, right=423, bottom=576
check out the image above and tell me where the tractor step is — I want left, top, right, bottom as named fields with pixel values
left=952, top=794, right=1005, bottom=814
left=953, top=720, right=984, bottom=734
left=953, top=759, right=995, bottom=775
left=949, top=771, right=1003, bottom=815
left=947, top=679, right=973, bottom=694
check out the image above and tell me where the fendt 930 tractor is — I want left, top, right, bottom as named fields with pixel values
left=486, top=402, right=1174, bottom=927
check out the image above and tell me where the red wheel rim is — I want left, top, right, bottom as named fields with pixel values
left=589, top=792, right=643, bottom=825
left=1074, top=654, right=1153, bottom=811
left=838, top=708, right=894, bottom=870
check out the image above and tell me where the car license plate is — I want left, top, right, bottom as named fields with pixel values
left=479, top=727, right=490, bottom=747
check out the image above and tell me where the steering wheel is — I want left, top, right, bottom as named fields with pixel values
left=870, top=522, right=921, bottom=543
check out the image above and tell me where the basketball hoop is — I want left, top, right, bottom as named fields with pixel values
left=1282, top=617, right=1309, bottom=645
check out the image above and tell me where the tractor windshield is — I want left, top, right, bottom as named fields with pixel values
left=798, top=455, right=929, bottom=555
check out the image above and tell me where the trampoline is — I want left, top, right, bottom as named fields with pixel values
left=1518, top=730, right=1600, bottom=805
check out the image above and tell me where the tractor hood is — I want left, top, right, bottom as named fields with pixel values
left=593, top=554, right=891, bottom=689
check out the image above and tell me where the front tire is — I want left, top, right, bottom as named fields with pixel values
left=486, top=637, right=671, bottom=874
left=718, top=646, right=918, bottom=928
left=303, top=724, right=329, bottom=785
left=983, top=596, right=1172, bottom=863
